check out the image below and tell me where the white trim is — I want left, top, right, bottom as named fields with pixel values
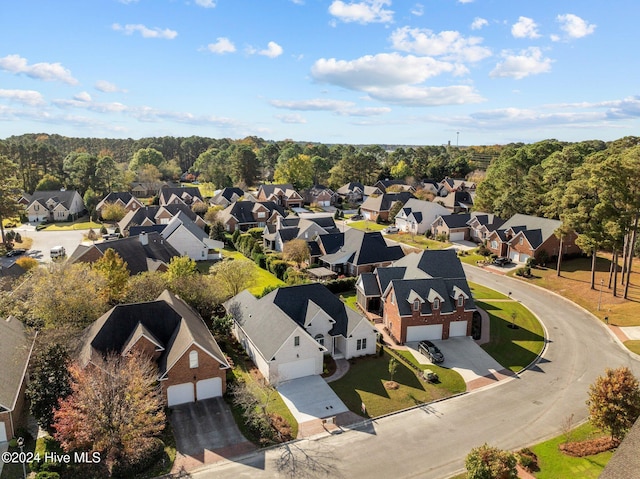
left=161, top=341, right=230, bottom=380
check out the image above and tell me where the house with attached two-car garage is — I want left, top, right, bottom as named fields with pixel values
left=78, top=290, right=230, bottom=407
left=224, top=283, right=377, bottom=383
left=0, top=316, right=36, bottom=443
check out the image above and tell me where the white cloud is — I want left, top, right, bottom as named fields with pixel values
left=511, top=16, right=541, bottom=39
left=341, top=106, right=391, bottom=116
left=411, top=4, right=424, bottom=16
left=366, top=85, right=484, bottom=106
left=328, top=0, right=393, bottom=24
left=0, top=54, right=78, bottom=85
left=290, top=0, right=304, bottom=4
left=471, top=17, right=488, bottom=30
left=490, top=47, right=552, bottom=79
left=207, top=37, right=236, bottom=54
left=195, top=0, right=216, bottom=7
left=74, top=91, right=92, bottom=102
left=458, top=0, right=474, bottom=3
left=312, top=53, right=458, bottom=90
left=259, top=41, right=283, bottom=58
left=95, top=80, right=127, bottom=93
left=275, top=114, right=307, bottom=124
left=112, top=23, right=178, bottom=40
left=556, top=14, right=596, bottom=39
left=270, top=98, right=355, bottom=111
left=390, top=26, right=491, bottom=63
left=118, top=0, right=138, bottom=3
left=0, top=89, right=45, bottom=106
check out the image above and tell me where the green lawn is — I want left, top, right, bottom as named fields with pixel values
left=42, top=218, right=103, bottom=231
left=181, top=181, right=216, bottom=197
left=330, top=351, right=465, bottom=418
left=339, top=290, right=359, bottom=312
left=222, top=248, right=285, bottom=296
left=385, top=233, right=450, bottom=250
left=531, top=422, right=613, bottom=479
left=477, top=300, right=545, bottom=372
left=347, top=220, right=386, bottom=232
left=459, top=252, right=489, bottom=266
left=624, top=340, right=640, bottom=355
left=468, top=281, right=509, bottom=300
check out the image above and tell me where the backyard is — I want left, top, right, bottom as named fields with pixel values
left=222, top=248, right=285, bottom=296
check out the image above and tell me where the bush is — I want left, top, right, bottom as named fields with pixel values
left=35, top=472, right=60, bottom=479
left=100, top=225, right=108, bottom=235
left=525, top=257, right=537, bottom=268
left=14, top=232, right=21, bottom=242
left=253, top=253, right=267, bottom=269
left=477, top=244, right=491, bottom=256
left=232, top=229, right=241, bottom=244
left=269, top=260, right=289, bottom=280
left=110, top=437, right=165, bottom=478
left=247, top=227, right=264, bottom=239
left=535, top=249, right=549, bottom=266
left=324, top=277, right=357, bottom=293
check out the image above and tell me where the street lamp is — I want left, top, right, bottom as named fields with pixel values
left=597, top=279, right=604, bottom=311
left=17, top=436, right=26, bottom=479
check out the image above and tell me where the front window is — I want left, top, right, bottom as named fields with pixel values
left=519, top=237, right=524, bottom=245
left=189, top=350, right=198, bottom=368
left=433, top=298, right=440, bottom=310
left=413, top=299, right=420, bottom=311
left=458, top=296, right=464, bottom=307
left=257, top=212, right=266, bottom=218
left=315, top=334, right=324, bottom=346
left=294, top=335, right=300, bottom=347
left=491, top=240, right=497, bottom=249
left=356, top=339, right=362, bottom=350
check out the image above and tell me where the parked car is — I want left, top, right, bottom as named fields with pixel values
left=5, top=248, right=26, bottom=257
left=493, top=256, right=513, bottom=267
left=382, top=226, right=399, bottom=234
left=50, top=246, right=66, bottom=259
left=418, top=340, right=444, bottom=363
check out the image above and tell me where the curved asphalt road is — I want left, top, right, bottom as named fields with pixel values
left=196, top=266, right=640, bottom=479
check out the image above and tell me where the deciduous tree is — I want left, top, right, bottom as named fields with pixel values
left=93, top=248, right=130, bottom=303
left=0, top=155, right=21, bottom=244
left=282, top=239, right=310, bottom=267
left=465, top=444, right=517, bottom=479
left=209, top=258, right=255, bottom=298
left=100, top=202, right=127, bottom=222
left=164, top=255, right=197, bottom=282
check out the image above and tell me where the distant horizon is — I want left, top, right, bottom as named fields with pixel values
left=1, top=1, right=637, bottom=145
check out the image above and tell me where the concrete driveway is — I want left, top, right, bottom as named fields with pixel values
left=170, top=397, right=254, bottom=472
left=276, top=375, right=348, bottom=424
left=11, top=224, right=87, bottom=263
left=406, top=337, right=513, bottom=388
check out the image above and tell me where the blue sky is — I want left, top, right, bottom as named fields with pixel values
left=0, top=0, right=637, bottom=145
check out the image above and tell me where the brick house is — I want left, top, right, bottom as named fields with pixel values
left=218, top=200, right=285, bottom=232
left=158, top=187, right=205, bottom=207
left=356, top=249, right=476, bottom=343
left=95, top=192, right=144, bottom=218
left=360, top=192, right=415, bottom=222
left=303, top=184, right=337, bottom=207
left=118, top=204, right=206, bottom=236
left=79, top=290, right=230, bottom=407
left=0, top=316, right=35, bottom=442
left=467, top=213, right=506, bottom=243
left=256, top=184, right=304, bottom=209
left=485, top=213, right=580, bottom=263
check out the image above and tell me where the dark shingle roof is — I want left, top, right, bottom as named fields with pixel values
left=223, top=201, right=285, bottom=225
left=0, top=317, right=34, bottom=411
left=319, top=229, right=404, bottom=266
left=361, top=192, right=415, bottom=213
left=392, top=249, right=466, bottom=279
left=391, top=278, right=475, bottom=316
left=26, top=190, right=80, bottom=210
left=159, top=187, right=203, bottom=205
left=439, top=213, right=472, bottom=228
left=359, top=272, right=381, bottom=296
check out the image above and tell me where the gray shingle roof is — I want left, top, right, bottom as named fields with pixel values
left=0, top=317, right=35, bottom=411
left=318, top=229, right=404, bottom=266
left=391, top=278, right=475, bottom=316
left=361, top=192, right=415, bottom=213
left=159, top=187, right=203, bottom=205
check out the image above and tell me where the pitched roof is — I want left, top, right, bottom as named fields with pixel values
left=25, top=190, right=80, bottom=210
left=391, top=249, right=466, bottom=279
left=220, top=200, right=285, bottom=225
left=399, top=198, right=449, bottom=221
left=500, top=214, right=562, bottom=247
left=212, top=187, right=245, bottom=203
left=437, top=213, right=472, bottom=228
left=336, top=182, right=364, bottom=195
left=361, top=192, right=415, bottom=213
left=97, top=192, right=137, bottom=208
left=258, top=183, right=295, bottom=198
left=79, top=290, right=229, bottom=376
left=0, top=317, right=35, bottom=411
left=390, top=277, right=475, bottom=316
left=162, top=210, right=208, bottom=242
left=319, top=229, right=404, bottom=266
left=600, top=417, right=640, bottom=479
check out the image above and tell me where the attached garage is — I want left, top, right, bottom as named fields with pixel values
left=167, top=383, right=194, bottom=407
left=449, top=231, right=466, bottom=241
left=406, top=324, right=443, bottom=342
left=196, top=378, right=222, bottom=400
left=518, top=252, right=531, bottom=263
left=0, top=421, right=6, bottom=442
left=449, top=320, right=468, bottom=337
left=509, top=251, right=530, bottom=263
left=277, top=357, right=317, bottom=382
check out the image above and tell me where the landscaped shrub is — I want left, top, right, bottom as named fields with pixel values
left=324, top=277, right=357, bottom=293
left=535, top=249, right=549, bottom=266
left=100, top=225, right=108, bottom=235
left=526, top=257, right=537, bottom=268
left=232, top=229, right=241, bottom=244
left=35, top=472, right=60, bottom=479
left=253, top=253, right=267, bottom=269
left=269, top=260, right=289, bottom=280
left=247, top=227, right=264, bottom=239
left=258, top=284, right=279, bottom=298
left=477, top=244, right=491, bottom=256
left=110, top=437, right=165, bottom=478
left=14, top=232, right=21, bottom=242
left=518, top=448, right=539, bottom=472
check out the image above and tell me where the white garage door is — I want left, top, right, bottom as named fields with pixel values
left=278, top=358, right=317, bottom=382
left=519, top=253, right=530, bottom=263
left=406, top=324, right=443, bottom=342
left=449, top=231, right=465, bottom=241
left=450, top=320, right=468, bottom=337
left=167, top=383, right=194, bottom=407
left=509, top=250, right=519, bottom=261
left=196, top=378, right=222, bottom=400
left=0, top=421, right=6, bottom=442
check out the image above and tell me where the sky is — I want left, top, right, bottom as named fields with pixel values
left=0, top=0, right=638, bottom=146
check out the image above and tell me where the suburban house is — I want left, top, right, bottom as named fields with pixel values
left=0, top=316, right=35, bottom=442
left=485, top=213, right=580, bottom=263
left=23, top=190, right=85, bottom=223
left=467, top=213, right=506, bottom=243
left=431, top=213, right=474, bottom=241
left=224, top=283, right=377, bottom=383
left=118, top=204, right=206, bottom=236
left=438, top=178, right=476, bottom=195
left=79, top=290, right=230, bottom=407
left=303, top=184, right=337, bottom=207
left=394, top=199, right=450, bottom=235
left=209, top=187, right=245, bottom=208
left=256, top=184, right=304, bottom=209
left=95, top=192, right=144, bottom=218
left=68, top=231, right=180, bottom=274
left=360, top=192, right=415, bottom=222
left=432, top=190, right=474, bottom=213
left=130, top=181, right=178, bottom=198
left=218, top=200, right=285, bottom=232
left=158, top=187, right=204, bottom=207
left=356, top=250, right=477, bottom=343
left=159, top=211, right=223, bottom=261
left=374, top=179, right=416, bottom=193
left=335, top=182, right=381, bottom=204
left=315, top=228, right=405, bottom=276
left=263, top=215, right=339, bottom=252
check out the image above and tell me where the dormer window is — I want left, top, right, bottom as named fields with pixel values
left=189, top=350, right=199, bottom=368
left=458, top=295, right=464, bottom=307
left=413, top=299, right=420, bottom=311
left=433, top=298, right=440, bottom=310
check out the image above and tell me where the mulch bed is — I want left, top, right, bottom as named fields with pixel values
left=559, top=437, right=619, bottom=457
left=384, top=380, right=399, bottom=390
left=269, top=413, right=294, bottom=442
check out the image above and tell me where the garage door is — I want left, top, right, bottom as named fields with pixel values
left=449, top=231, right=465, bottom=241
left=0, top=421, right=6, bottom=442
left=196, top=378, right=222, bottom=400
left=519, top=253, right=530, bottom=263
left=167, top=383, right=194, bottom=407
left=450, top=320, right=468, bottom=337
left=509, top=250, right=519, bottom=261
left=277, top=358, right=317, bottom=382
left=406, top=324, right=443, bottom=342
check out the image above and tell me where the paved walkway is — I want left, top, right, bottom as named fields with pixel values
left=324, top=358, right=350, bottom=382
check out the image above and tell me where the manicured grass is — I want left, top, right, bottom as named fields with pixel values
left=459, top=252, right=489, bottom=266
left=531, top=422, right=613, bottom=479
left=339, top=290, right=359, bottom=312
left=623, top=340, right=640, bottom=355
left=394, top=349, right=466, bottom=392
left=514, top=254, right=640, bottom=327
left=468, top=281, right=509, bottom=300
left=42, top=218, right=103, bottom=231
left=347, top=220, right=386, bottom=232
left=385, top=233, right=450, bottom=250
left=330, top=351, right=465, bottom=418
left=476, top=300, right=545, bottom=372
left=181, top=181, right=216, bottom=197
left=222, top=248, right=285, bottom=296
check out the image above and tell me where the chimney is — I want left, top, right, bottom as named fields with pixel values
left=139, top=232, right=148, bottom=246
